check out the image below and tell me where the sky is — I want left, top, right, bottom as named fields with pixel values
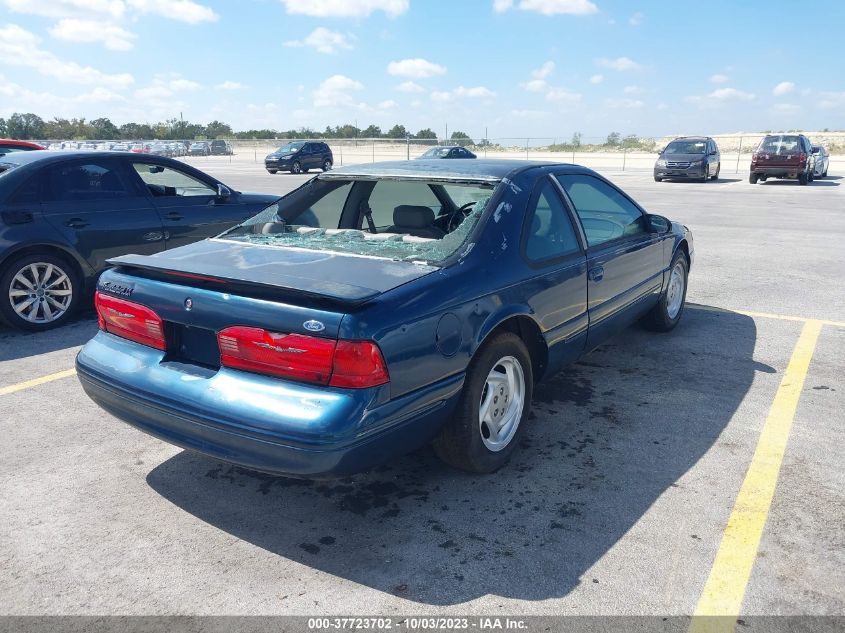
left=1, top=0, right=844, bottom=140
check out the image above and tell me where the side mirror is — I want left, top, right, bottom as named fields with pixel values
left=646, top=214, right=672, bottom=234
left=217, top=184, right=231, bottom=200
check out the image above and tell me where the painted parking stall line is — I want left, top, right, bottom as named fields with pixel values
left=0, top=368, right=77, bottom=396
left=688, top=319, right=823, bottom=633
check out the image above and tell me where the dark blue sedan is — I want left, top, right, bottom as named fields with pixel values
left=0, top=151, right=278, bottom=330
left=77, top=160, right=693, bottom=476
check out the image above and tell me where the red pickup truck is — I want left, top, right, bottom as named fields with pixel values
left=750, top=134, right=816, bottom=185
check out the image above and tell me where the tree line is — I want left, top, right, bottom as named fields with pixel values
left=0, top=113, right=473, bottom=142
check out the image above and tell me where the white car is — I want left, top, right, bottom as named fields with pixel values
left=812, top=145, right=829, bottom=178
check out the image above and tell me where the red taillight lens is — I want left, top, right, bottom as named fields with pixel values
left=218, top=326, right=336, bottom=384
left=799, top=152, right=806, bottom=163
left=216, top=326, right=389, bottom=388
left=95, top=291, right=166, bottom=350
left=330, top=340, right=390, bottom=388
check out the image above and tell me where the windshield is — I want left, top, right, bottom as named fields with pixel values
left=757, top=136, right=800, bottom=155
left=422, top=147, right=451, bottom=158
left=276, top=142, right=305, bottom=154
left=220, top=177, right=496, bottom=264
left=664, top=140, right=706, bottom=154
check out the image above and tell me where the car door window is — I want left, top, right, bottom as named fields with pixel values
left=132, top=163, right=215, bottom=197
left=556, top=174, right=647, bottom=247
left=366, top=180, right=441, bottom=228
left=523, top=181, right=580, bottom=262
left=44, top=161, right=131, bottom=201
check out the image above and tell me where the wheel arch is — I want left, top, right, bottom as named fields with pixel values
left=0, top=243, right=91, bottom=289
left=474, top=309, right=548, bottom=382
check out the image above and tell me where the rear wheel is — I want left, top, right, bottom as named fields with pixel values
left=433, top=332, right=533, bottom=474
left=749, top=173, right=759, bottom=184
left=641, top=250, right=688, bottom=332
left=0, top=253, right=80, bottom=331
left=798, top=172, right=808, bottom=185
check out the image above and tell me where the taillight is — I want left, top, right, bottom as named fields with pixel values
left=799, top=152, right=806, bottom=163
left=95, top=291, right=166, bottom=350
left=216, top=326, right=388, bottom=388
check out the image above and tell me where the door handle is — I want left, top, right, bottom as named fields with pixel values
left=588, top=266, right=604, bottom=282
left=165, top=212, right=183, bottom=221
left=65, top=218, right=89, bottom=229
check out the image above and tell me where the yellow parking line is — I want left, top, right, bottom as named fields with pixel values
left=688, top=319, right=823, bottom=633
left=688, top=303, right=845, bottom=328
left=0, top=368, right=77, bottom=396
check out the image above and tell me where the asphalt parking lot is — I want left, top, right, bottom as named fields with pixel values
left=1, top=158, right=843, bottom=620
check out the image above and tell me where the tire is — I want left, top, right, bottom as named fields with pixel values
left=641, top=250, right=689, bottom=333
left=700, top=165, right=708, bottom=183
left=433, top=332, right=533, bottom=474
left=654, top=176, right=662, bottom=182
left=798, top=172, right=808, bottom=185
left=808, top=170, right=814, bottom=182
left=711, top=163, right=720, bottom=180
left=749, top=173, right=759, bottom=184
left=822, top=167, right=828, bottom=177
left=267, top=169, right=277, bottom=174
left=322, top=159, right=333, bottom=172
left=291, top=161, right=302, bottom=174
left=0, top=253, right=80, bottom=331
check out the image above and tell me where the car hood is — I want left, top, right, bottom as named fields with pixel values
left=659, top=153, right=705, bottom=162
left=108, top=238, right=438, bottom=303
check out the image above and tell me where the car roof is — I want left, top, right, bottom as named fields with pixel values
left=671, top=136, right=710, bottom=142
left=321, top=159, right=581, bottom=183
left=0, top=150, right=181, bottom=168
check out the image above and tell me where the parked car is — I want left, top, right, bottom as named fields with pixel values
left=76, top=159, right=693, bottom=478
left=811, top=145, right=829, bottom=178
left=111, top=143, right=129, bottom=152
left=0, top=151, right=279, bottom=330
left=210, top=140, right=233, bottom=156
left=129, top=143, right=147, bottom=153
left=654, top=136, right=720, bottom=182
left=265, top=141, right=333, bottom=174
left=417, top=145, right=477, bottom=159
left=189, top=141, right=211, bottom=157
left=0, top=140, right=46, bottom=155
left=750, top=134, right=816, bottom=185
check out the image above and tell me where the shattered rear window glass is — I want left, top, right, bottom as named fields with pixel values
left=221, top=178, right=497, bottom=264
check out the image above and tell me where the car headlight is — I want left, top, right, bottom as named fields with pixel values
left=689, top=160, right=702, bottom=167
left=280, top=154, right=293, bottom=159
left=656, top=159, right=667, bottom=167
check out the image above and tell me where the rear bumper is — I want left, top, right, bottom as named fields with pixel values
left=751, top=165, right=804, bottom=177
left=76, top=332, right=463, bottom=477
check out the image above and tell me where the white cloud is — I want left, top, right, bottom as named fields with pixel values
left=589, top=74, right=604, bottom=84
left=531, top=61, right=555, bottom=79
left=377, top=99, right=397, bottom=109
left=546, top=88, right=581, bottom=103
left=522, top=79, right=547, bottom=92
left=685, top=87, right=755, bottom=107
left=710, top=73, right=729, bottom=83
left=216, top=81, right=243, bottom=90
left=387, top=58, right=447, bottom=78
left=0, top=24, right=134, bottom=87
left=656, top=103, right=668, bottom=111
left=595, top=56, right=642, bottom=71
left=629, top=11, right=644, bottom=26
left=126, top=0, right=218, bottom=23
left=284, top=27, right=354, bottom=54
left=623, top=85, right=643, bottom=94
left=396, top=80, right=424, bottom=93
left=430, top=91, right=452, bottom=103
left=48, top=18, right=135, bottom=50
left=771, top=103, right=800, bottom=113
left=494, top=0, right=598, bottom=15
left=454, top=85, right=496, bottom=98
left=773, top=81, right=795, bottom=96
left=1, top=0, right=125, bottom=19
left=280, top=0, right=409, bottom=18
left=606, top=97, right=643, bottom=109
left=510, top=109, right=548, bottom=118
left=313, top=74, right=364, bottom=108
left=134, top=76, right=201, bottom=100
left=818, top=92, right=845, bottom=110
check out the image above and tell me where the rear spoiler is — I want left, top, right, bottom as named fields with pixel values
left=107, top=253, right=381, bottom=304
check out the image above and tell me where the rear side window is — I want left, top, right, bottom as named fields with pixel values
left=44, top=161, right=131, bottom=202
left=523, top=181, right=580, bottom=262
left=556, top=174, right=647, bottom=247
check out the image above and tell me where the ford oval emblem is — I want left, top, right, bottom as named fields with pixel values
left=184, top=298, right=193, bottom=311
left=303, top=319, right=325, bottom=332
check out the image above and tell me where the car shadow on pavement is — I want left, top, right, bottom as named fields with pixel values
left=147, top=307, right=764, bottom=605
left=760, top=180, right=839, bottom=187
left=0, top=311, right=98, bottom=362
